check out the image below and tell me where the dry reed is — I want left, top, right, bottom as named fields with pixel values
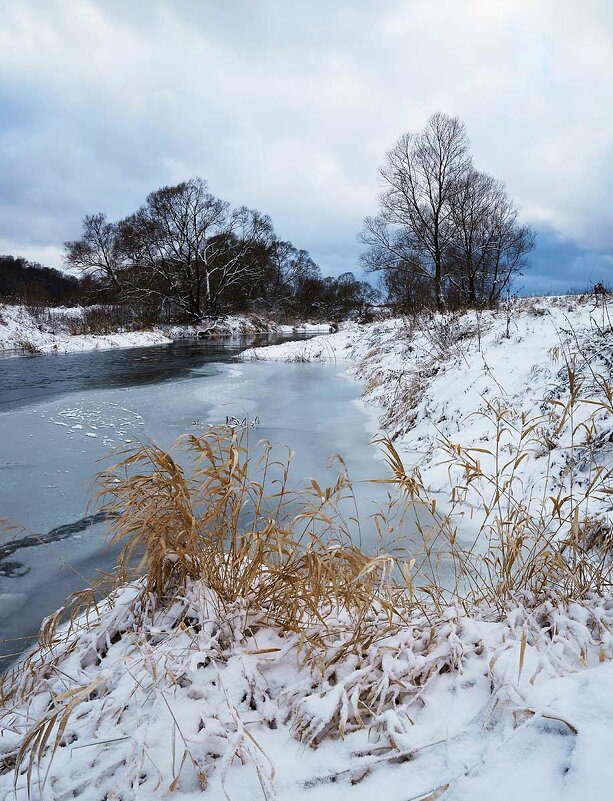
left=2, top=355, right=613, bottom=794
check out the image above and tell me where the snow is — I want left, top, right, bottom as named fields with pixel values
left=165, top=317, right=334, bottom=339
left=2, top=580, right=613, bottom=800
left=279, top=322, right=336, bottom=334
left=0, top=304, right=172, bottom=354
left=164, top=314, right=282, bottom=339
left=0, top=305, right=333, bottom=354
left=3, top=294, right=613, bottom=798
left=241, top=295, right=613, bottom=542
left=240, top=324, right=357, bottom=362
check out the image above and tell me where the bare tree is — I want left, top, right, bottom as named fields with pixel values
left=65, top=177, right=381, bottom=323
left=360, top=113, right=535, bottom=310
left=483, top=196, right=535, bottom=304
left=361, top=113, right=471, bottom=310
left=447, top=169, right=534, bottom=305
left=447, top=168, right=496, bottom=304
left=64, top=213, right=125, bottom=293
left=119, top=179, right=273, bottom=318
left=259, top=239, right=320, bottom=314
left=359, top=213, right=430, bottom=298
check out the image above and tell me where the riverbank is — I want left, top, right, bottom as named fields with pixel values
left=0, top=304, right=333, bottom=355
left=0, top=304, right=172, bottom=354
left=4, top=567, right=613, bottom=800
left=240, top=294, right=613, bottom=541
left=3, top=294, right=613, bottom=799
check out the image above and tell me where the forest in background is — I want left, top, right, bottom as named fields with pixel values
left=1, top=114, right=536, bottom=324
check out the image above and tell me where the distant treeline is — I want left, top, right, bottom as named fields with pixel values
left=0, top=255, right=97, bottom=306
left=62, top=177, right=379, bottom=323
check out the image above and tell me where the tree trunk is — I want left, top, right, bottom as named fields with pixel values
left=434, top=255, right=444, bottom=312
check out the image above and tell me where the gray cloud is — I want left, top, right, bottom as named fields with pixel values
left=0, top=0, right=612, bottom=284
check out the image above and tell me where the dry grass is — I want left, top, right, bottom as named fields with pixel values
left=14, top=339, right=42, bottom=355
left=2, top=347, right=613, bottom=794
left=96, top=429, right=401, bottom=636
left=5, top=400, right=611, bottom=664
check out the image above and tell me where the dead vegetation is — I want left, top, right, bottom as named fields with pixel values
left=14, top=339, right=42, bottom=355
left=2, top=363, right=613, bottom=796
left=3, top=300, right=613, bottom=796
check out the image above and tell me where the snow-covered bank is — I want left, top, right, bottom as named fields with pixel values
left=164, top=316, right=333, bottom=339
left=3, top=576, right=613, bottom=800
left=240, top=323, right=356, bottom=362
left=0, top=304, right=172, bottom=354
left=164, top=314, right=281, bottom=339
left=241, top=295, right=613, bottom=538
left=0, top=304, right=333, bottom=355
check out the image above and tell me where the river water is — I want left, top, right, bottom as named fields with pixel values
left=0, top=335, right=390, bottom=664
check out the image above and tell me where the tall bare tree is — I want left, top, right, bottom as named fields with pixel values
left=64, top=213, right=126, bottom=293
left=360, top=112, right=534, bottom=310
left=448, top=168, right=534, bottom=304
left=125, top=179, right=274, bottom=318
left=361, top=113, right=471, bottom=310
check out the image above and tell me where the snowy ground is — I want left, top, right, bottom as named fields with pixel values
left=0, top=305, right=172, bottom=354
left=0, top=305, right=332, bottom=355
left=3, top=295, right=613, bottom=799
left=2, top=579, right=613, bottom=800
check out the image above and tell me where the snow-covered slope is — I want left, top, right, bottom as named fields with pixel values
left=241, top=295, right=613, bottom=538
left=3, top=578, right=613, bottom=800
left=0, top=304, right=172, bottom=354
left=240, top=323, right=357, bottom=362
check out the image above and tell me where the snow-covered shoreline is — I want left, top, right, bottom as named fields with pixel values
left=0, top=304, right=333, bottom=356
left=163, top=315, right=332, bottom=340
left=0, top=304, right=173, bottom=354
left=4, top=294, right=613, bottom=799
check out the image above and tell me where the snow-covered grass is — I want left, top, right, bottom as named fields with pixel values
left=4, top=573, right=613, bottom=800
left=3, top=295, right=613, bottom=799
left=0, top=305, right=172, bottom=354
left=0, top=304, right=333, bottom=355
left=164, top=314, right=281, bottom=339
left=278, top=321, right=334, bottom=334
left=2, top=410, right=613, bottom=799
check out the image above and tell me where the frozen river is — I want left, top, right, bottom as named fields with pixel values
left=0, top=336, right=389, bottom=664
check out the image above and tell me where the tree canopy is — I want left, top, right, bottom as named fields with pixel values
left=64, top=178, right=379, bottom=322
left=360, top=113, right=535, bottom=310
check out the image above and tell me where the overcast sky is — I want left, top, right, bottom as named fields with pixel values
left=1, top=0, right=612, bottom=292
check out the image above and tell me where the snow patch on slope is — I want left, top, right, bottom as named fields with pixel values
left=0, top=304, right=172, bottom=354
left=3, top=580, right=613, bottom=800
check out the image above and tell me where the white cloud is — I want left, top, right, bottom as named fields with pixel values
left=0, top=0, right=612, bottom=276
